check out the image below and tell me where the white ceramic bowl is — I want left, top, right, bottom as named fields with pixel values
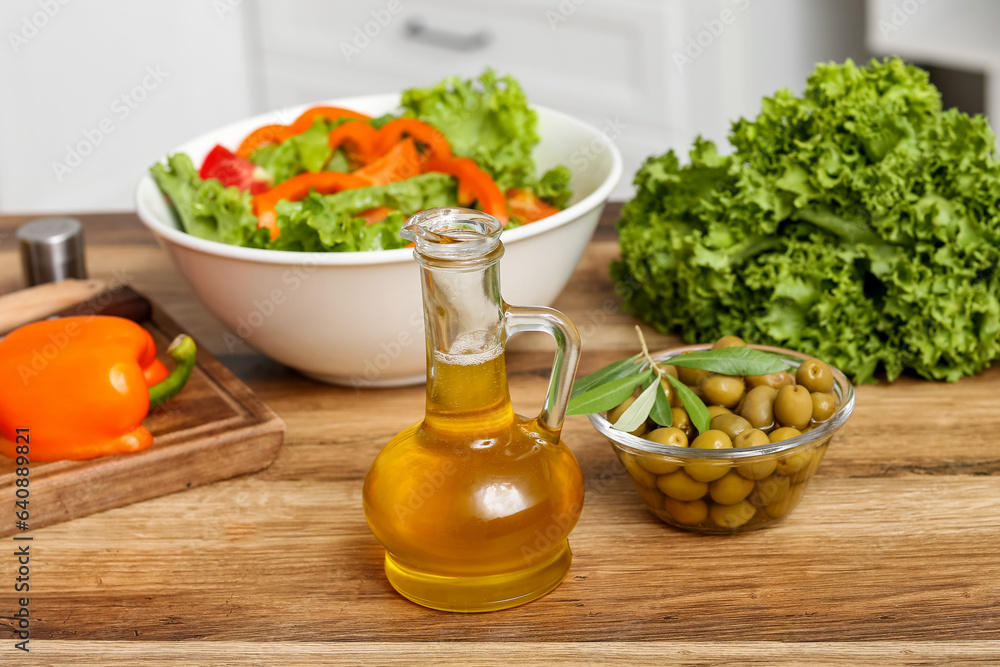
left=136, top=94, right=622, bottom=386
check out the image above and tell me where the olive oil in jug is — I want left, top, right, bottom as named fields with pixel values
left=363, top=207, right=585, bottom=612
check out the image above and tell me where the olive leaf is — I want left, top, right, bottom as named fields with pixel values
left=665, top=374, right=710, bottom=434
left=566, top=370, right=652, bottom=417
left=666, top=347, right=787, bottom=375
left=648, top=380, right=674, bottom=427
left=610, top=379, right=659, bottom=432
left=570, top=353, right=641, bottom=399
left=569, top=330, right=792, bottom=439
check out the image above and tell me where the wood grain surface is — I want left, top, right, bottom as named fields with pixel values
left=0, top=302, right=285, bottom=537
left=0, top=205, right=998, bottom=665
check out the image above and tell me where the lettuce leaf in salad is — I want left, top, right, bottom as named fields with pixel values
left=151, top=153, right=458, bottom=253
left=150, top=153, right=268, bottom=247
left=248, top=118, right=340, bottom=185
left=270, top=172, right=458, bottom=252
left=401, top=68, right=541, bottom=191
left=536, top=165, right=573, bottom=208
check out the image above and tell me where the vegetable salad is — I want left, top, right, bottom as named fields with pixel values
left=151, top=70, right=572, bottom=253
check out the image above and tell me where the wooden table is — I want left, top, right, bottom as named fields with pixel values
left=1, top=205, right=999, bottom=665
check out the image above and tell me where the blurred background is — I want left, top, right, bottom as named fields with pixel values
left=1, top=0, right=996, bottom=213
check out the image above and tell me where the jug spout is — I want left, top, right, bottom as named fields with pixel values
left=402, top=207, right=503, bottom=261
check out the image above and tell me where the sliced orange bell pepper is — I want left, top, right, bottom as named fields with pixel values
left=235, top=107, right=372, bottom=160
left=327, top=121, right=379, bottom=166
left=0, top=316, right=196, bottom=461
left=287, top=106, right=371, bottom=135
left=375, top=118, right=452, bottom=159
left=235, top=124, right=290, bottom=159
left=506, top=188, right=561, bottom=225
left=422, top=155, right=508, bottom=224
left=358, top=207, right=395, bottom=225
left=252, top=171, right=370, bottom=239
left=354, top=138, right=421, bottom=186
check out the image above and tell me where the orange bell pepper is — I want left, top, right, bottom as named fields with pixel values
left=252, top=171, right=370, bottom=239
left=506, top=188, right=561, bottom=225
left=287, top=106, right=371, bottom=135
left=375, top=118, right=452, bottom=159
left=0, top=316, right=196, bottom=462
left=235, top=107, right=373, bottom=160
left=235, top=124, right=290, bottom=160
left=354, top=138, right=421, bottom=186
left=327, top=121, right=379, bottom=166
left=358, top=207, right=395, bottom=225
left=422, top=155, right=508, bottom=224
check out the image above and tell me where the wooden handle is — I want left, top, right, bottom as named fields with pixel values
left=0, top=279, right=108, bottom=334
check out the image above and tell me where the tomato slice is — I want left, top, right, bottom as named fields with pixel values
left=199, top=144, right=271, bottom=194
left=506, top=188, right=561, bottom=225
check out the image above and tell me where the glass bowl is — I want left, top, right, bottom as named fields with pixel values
left=588, top=344, right=855, bottom=533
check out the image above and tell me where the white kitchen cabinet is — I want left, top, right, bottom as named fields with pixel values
left=255, top=0, right=868, bottom=198
left=0, top=0, right=257, bottom=213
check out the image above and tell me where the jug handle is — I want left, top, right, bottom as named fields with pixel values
left=503, top=304, right=582, bottom=437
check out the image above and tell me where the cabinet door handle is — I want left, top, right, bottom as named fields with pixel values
left=404, top=17, right=492, bottom=51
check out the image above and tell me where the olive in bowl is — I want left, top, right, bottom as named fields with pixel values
left=589, top=339, right=855, bottom=534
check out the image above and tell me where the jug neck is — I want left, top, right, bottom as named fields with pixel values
left=418, top=249, right=515, bottom=424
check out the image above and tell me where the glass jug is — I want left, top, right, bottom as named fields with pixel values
left=362, top=207, right=585, bottom=612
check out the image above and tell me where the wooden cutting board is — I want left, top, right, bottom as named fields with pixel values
left=0, top=301, right=285, bottom=536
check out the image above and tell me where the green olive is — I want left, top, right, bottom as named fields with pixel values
left=713, top=335, right=747, bottom=349
left=706, top=405, right=732, bottom=420
left=738, top=385, right=778, bottom=429
left=709, top=500, right=756, bottom=529
left=791, top=445, right=825, bottom=483
left=796, top=358, right=834, bottom=393
left=701, top=373, right=746, bottom=407
left=685, top=430, right=733, bottom=482
left=657, top=470, right=709, bottom=501
left=645, top=427, right=689, bottom=448
left=746, top=371, right=795, bottom=390
left=638, top=428, right=688, bottom=474
left=636, top=485, right=665, bottom=511
left=810, top=392, right=837, bottom=422
left=607, top=396, right=648, bottom=437
left=619, top=451, right=657, bottom=488
left=662, top=498, right=708, bottom=525
left=775, top=448, right=812, bottom=475
left=773, top=385, right=812, bottom=430
left=749, top=473, right=791, bottom=507
left=677, top=353, right=710, bottom=387
left=671, top=408, right=693, bottom=438
left=768, top=426, right=803, bottom=443
left=709, top=470, right=755, bottom=504
left=691, top=430, right=733, bottom=450
left=709, top=413, right=752, bottom=441
left=764, top=482, right=807, bottom=518
left=734, top=428, right=769, bottom=448
left=660, top=364, right=679, bottom=379
left=734, top=429, right=778, bottom=480
left=658, top=377, right=684, bottom=408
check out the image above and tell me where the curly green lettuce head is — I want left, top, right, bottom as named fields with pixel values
left=614, top=57, right=1000, bottom=383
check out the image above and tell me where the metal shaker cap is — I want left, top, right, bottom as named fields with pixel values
left=17, top=217, right=88, bottom=286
